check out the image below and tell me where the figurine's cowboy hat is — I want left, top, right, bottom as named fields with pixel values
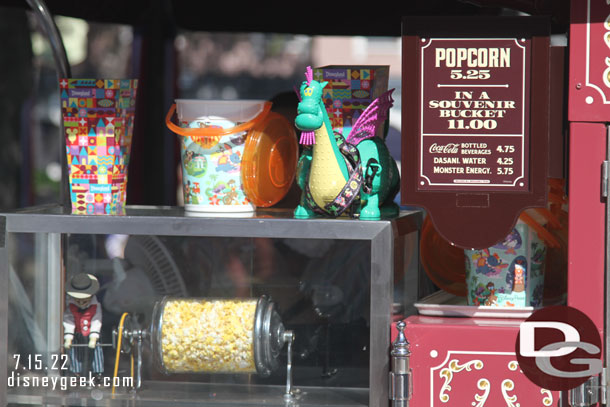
left=66, top=273, right=100, bottom=299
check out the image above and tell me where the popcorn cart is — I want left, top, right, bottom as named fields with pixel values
left=1, top=1, right=609, bottom=407
left=394, top=2, right=608, bottom=406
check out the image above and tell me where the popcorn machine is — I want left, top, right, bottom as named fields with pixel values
left=1, top=1, right=609, bottom=407
left=394, top=3, right=608, bottom=406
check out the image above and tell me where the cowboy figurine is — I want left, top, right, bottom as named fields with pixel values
left=63, top=273, right=104, bottom=378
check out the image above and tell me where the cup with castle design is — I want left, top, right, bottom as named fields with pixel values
left=464, top=218, right=548, bottom=308
left=165, top=99, right=298, bottom=214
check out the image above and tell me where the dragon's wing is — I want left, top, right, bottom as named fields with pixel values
left=345, top=89, right=395, bottom=145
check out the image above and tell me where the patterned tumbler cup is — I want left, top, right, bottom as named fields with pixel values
left=60, top=78, right=137, bottom=215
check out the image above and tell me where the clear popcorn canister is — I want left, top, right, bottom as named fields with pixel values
left=151, top=296, right=286, bottom=376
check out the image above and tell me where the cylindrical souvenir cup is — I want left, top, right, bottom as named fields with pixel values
left=60, top=79, right=137, bottom=215
left=464, top=220, right=547, bottom=308
left=167, top=100, right=270, bottom=213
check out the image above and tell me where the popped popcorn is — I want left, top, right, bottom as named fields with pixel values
left=160, top=298, right=257, bottom=373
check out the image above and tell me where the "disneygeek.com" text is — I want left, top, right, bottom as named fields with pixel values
left=8, top=372, right=133, bottom=391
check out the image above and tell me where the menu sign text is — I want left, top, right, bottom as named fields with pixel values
left=419, top=38, right=530, bottom=191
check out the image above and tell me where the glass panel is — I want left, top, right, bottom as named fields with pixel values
left=7, top=232, right=63, bottom=401
left=393, top=231, right=428, bottom=318
left=7, top=232, right=373, bottom=405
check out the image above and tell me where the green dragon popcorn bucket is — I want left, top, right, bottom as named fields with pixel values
left=464, top=212, right=561, bottom=308
left=60, top=78, right=138, bottom=215
left=166, top=100, right=297, bottom=214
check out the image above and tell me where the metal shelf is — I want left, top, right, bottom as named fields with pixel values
left=1, top=205, right=422, bottom=239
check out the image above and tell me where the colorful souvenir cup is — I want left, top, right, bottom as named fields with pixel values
left=60, top=79, right=138, bottom=215
left=166, top=100, right=297, bottom=214
left=464, top=220, right=547, bottom=308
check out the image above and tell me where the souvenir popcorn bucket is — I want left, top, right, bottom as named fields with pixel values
left=60, top=78, right=138, bottom=215
left=165, top=100, right=297, bottom=213
left=151, top=296, right=286, bottom=376
left=464, top=214, right=559, bottom=308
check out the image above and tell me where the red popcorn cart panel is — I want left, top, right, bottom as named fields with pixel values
left=404, top=315, right=560, bottom=407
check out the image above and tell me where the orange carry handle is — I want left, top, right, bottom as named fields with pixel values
left=165, top=102, right=272, bottom=137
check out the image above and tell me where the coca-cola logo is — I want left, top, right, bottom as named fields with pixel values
left=429, top=143, right=459, bottom=154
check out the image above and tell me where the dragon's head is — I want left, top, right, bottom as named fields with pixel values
left=295, top=66, right=328, bottom=137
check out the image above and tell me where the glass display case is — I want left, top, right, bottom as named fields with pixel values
left=0, top=205, right=422, bottom=407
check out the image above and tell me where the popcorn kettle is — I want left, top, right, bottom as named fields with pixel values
left=113, top=296, right=295, bottom=399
